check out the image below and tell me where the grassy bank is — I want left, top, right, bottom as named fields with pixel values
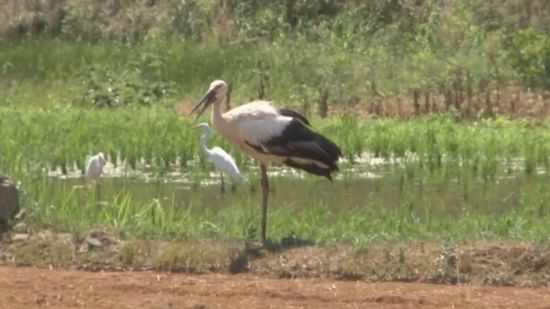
left=1, top=37, right=548, bottom=119
left=1, top=0, right=549, bottom=118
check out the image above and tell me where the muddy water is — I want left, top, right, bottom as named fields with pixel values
left=50, top=158, right=549, bottom=216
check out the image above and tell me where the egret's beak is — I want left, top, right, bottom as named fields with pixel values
left=189, top=88, right=216, bottom=123
left=191, top=124, right=202, bottom=130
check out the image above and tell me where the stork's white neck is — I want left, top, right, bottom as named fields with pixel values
left=211, top=95, right=226, bottom=130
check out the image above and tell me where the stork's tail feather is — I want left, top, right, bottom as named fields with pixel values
left=309, top=131, right=342, bottom=170
left=280, top=128, right=342, bottom=180
left=283, top=159, right=334, bottom=181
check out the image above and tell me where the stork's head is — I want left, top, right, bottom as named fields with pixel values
left=189, top=80, right=228, bottom=122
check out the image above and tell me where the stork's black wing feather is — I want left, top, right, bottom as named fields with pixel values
left=245, top=119, right=341, bottom=172
left=278, top=108, right=310, bottom=126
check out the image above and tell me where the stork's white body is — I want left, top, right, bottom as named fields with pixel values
left=212, top=100, right=289, bottom=165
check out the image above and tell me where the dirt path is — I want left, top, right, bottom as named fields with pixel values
left=1, top=266, right=550, bottom=308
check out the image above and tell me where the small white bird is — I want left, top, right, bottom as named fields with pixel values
left=193, top=122, right=243, bottom=194
left=85, top=152, right=106, bottom=181
left=85, top=152, right=106, bottom=203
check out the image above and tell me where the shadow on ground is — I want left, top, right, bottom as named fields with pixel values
left=229, top=234, right=316, bottom=273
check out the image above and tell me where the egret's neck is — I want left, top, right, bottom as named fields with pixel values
left=199, top=132, right=212, bottom=156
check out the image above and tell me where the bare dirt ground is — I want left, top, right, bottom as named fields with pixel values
left=2, top=266, right=550, bottom=309
left=3, top=229, right=550, bottom=308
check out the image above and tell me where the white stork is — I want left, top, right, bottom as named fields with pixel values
left=190, top=80, right=341, bottom=244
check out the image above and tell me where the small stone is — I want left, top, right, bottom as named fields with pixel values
left=77, top=243, right=89, bottom=253
left=0, top=250, right=12, bottom=261
left=14, top=209, right=28, bottom=221
left=57, top=233, right=73, bottom=244
left=86, top=236, right=103, bottom=248
left=87, top=230, right=116, bottom=248
left=12, top=222, right=27, bottom=233
left=12, top=233, right=29, bottom=242
left=35, top=294, right=47, bottom=305
left=36, top=230, right=54, bottom=241
left=100, top=237, right=112, bottom=247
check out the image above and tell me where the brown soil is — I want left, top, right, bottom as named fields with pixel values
left=4, top=230, right=550, bottom=287
left=2, top=266, right=550, bottom=309
left=3, top=229, right=550, bottom=307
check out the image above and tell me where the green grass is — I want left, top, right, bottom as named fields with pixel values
left=0, top=40, right=260, bottom=107
left=1, top=106, right=548, bottom=177
left=1, top=105, right=548, bottom=244
left=0, top=0, right=549, bottom=245
left=2, top=1, right=549, bottom=115
left=0, top=32, right=543, bottom=114
left=22, top=174, right=550, bottom=247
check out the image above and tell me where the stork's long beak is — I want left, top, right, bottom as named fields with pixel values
left=189, top=88, right=216, bottom=123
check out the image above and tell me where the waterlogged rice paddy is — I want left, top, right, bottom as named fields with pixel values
left=48, top=154, right=547, bottom=215
left=1, top=107, right=549, bottom=244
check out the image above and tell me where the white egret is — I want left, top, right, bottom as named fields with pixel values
left=193, top=122, right=243, bottom=194
left=190, top=80, right=341, bottom=244
left=85, top=152, right=106, bottom=203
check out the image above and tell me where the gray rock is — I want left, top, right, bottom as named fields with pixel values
left=85, top=236, right=103, bottom=248
left=57, top=233, right=73, bottom=244
left=0, top=250, right=12, bottom=261
left=0, top=177, right=19, bottom=220
left=83, top=230, right=116, bottom=251
left=77, top=243, right=89, bottom=253
left=12, top=233, right=29, bottom=242
left=32, top=230, right=54, bottom=243
left=12, top=222, right=27, bottom=233
left=90, top=230, right=114, bottom=246
left=14, top=209, right=28, bottom=221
